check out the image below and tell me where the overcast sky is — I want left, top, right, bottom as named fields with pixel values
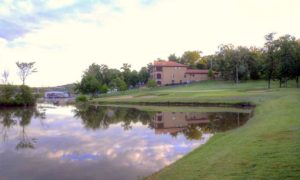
left=1, top=0, right=300, bottom=87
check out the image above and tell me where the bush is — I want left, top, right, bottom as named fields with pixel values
left=76, top=94, right=88, bottom=102
left=0, top=84, right=15, bottom=100
left=110, top=78, right=128, bottom=91
left=99, top=84, right=109, bottom=94
left=0, top=85, right=36, bottom=106
left=147, top=80, right=157, bottom=88
left=15, top=85, right=36, bottom=106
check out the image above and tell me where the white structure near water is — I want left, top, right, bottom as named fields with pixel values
left=44, top=91, right=70, bottom=98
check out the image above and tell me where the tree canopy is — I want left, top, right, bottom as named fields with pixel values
left=75, top=63, right=151, bottom=95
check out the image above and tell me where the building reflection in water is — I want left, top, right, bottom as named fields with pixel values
left=74, top=105, right=252, bottom=140
left=151, top=111, right=252, bottom=138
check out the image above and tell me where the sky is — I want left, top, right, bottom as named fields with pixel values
left=1, top=0, right=300, bottom=87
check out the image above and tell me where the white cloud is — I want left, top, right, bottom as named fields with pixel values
left=1, top=0, right=300, bottom=86
left=0, top=38, right=7, bottom=47
left=0, top=5, right=10, bottom=15
left=16, top=1, right=33, bottom=13
left=47, top=0, right=75, bottom=9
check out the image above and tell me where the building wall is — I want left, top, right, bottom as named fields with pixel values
left=161, top=66, right=187, bottom=85
left=151, top=65, right=212, bottom=86
left=185, top=74, right=209, bottom=82
left=152, top=66, right=187, bottom=85
left=152, top=112, right=188, bottom=128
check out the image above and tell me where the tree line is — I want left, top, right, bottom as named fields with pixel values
left=76, top=33, right=300, bottom=95
left=74, top=63, right=151, bottom=95
left=167, top=33, right=300, bottom=88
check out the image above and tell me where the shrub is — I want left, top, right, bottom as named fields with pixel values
left=76, top=94, right=88, bottom=102
left=0, top=85, right=36, bottom=106
left=147, top=80, right=157, bottom=88
left=110, top=78, right=128, bottom=91
left=99, top=84, right=109, bottom=94
left=0, top=84, right=15, bottom=101
left=15, top=85, right=36, bottom=106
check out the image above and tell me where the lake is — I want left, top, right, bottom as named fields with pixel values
left=0, top=103, right=252, bottom=180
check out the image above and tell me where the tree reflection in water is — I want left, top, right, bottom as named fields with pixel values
left=0, top=105, right=252, bottom=148
left=0, top=110, right=16, bottom=142
left=74, top=105, right=252, bottom=140
left=73, top=105, right=154, bottom=130
left=0, top=107, right=45, bottom=150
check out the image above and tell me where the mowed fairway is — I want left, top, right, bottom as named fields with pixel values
left=93, top=80, right=295, bottom=105
left=93, top=81, right=300, bottom=179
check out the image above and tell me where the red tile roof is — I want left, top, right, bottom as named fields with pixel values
left=153, top=60, right=187, bottom=67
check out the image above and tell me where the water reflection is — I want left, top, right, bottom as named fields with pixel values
left=0, top=107, right=45, bottom=150
left=74, top=105, right=251, bottom=140
left=74, top=105, right=153, bottom=130
left=0, top=104, right=252, bottom=180
left=152, top=111, right=250, bottom=136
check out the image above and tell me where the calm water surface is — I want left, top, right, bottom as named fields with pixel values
left=0, top=103, right=252, bottom=180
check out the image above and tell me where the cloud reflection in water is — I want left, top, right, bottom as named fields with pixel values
left=0, top=104, right=251, bottom=180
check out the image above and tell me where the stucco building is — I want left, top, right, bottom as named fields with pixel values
left=150, top=60, right=217, bottom=86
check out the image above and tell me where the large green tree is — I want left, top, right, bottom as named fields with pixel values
left=263, top=33, right=277, bottom=89
left=76, top=75, right=101, bottom=96
left=181, top=50, right=202, bottom=68
left=121, top=63, right=132, bottom=85
left=274, top=35, right=299, bottom=87
left=168, top=53, right=180, bottom=62
left=83, top=63, right=103, bottom=83
left=138, top=67, right=150, bottom=84
left=215, top=44, right=235, bottom=80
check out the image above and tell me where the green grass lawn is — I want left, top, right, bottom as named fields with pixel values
left=93, top=80, right=300, bottom=179
left=93, top=80, right=296, bottom=105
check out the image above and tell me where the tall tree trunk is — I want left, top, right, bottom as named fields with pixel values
left=235, top=65, right=239, bottom=84
left=285, top=79, right=288, bottom=88
left=279, top=78, right=282, bottom=88
left=268, top=66, right=272, bottom=89
left=296, top=76, right=299, bottom=88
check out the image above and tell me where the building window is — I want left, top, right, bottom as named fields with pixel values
left=172, top=80, right=175, bottom=84
left=180, top=80, right=182, bottom=84
left=157, top=116, right=162, bottom=121
left=172, top=74, right=175, bottom=78
left=157, top=73, right=161, bottom=79
left=184, top=74, right=186, bottom=78
left=156, top=67, right=162, bottom=71
left=157, top=81, right=161, bottom=85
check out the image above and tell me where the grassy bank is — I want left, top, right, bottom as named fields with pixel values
left=92, top=80, right=300, bottom=179
left=93, top=80, right=295, bottom=105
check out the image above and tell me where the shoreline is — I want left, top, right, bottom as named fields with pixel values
left=89, top=81, right=300, bottom=179
left=93, top=101, right=255, bottom=108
